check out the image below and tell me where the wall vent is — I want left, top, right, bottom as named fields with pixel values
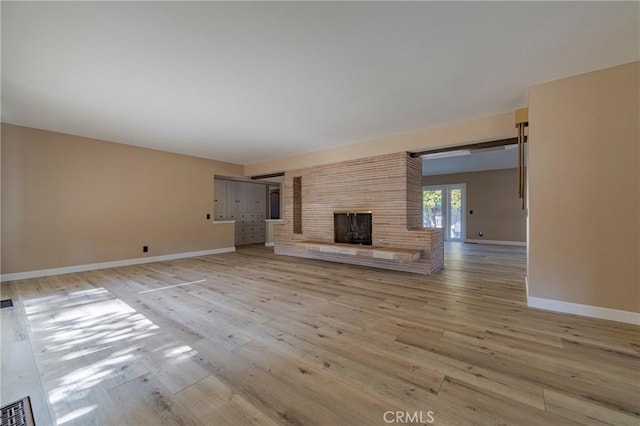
left=1, top=396, right=35, bottom=426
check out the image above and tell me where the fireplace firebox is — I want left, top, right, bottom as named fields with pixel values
left=334, top=211, right=372, bottom=245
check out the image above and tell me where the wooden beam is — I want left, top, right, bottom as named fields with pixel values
left=250, top=172, right=285, bottom=180
left=409, top=136, right=527, bottom=158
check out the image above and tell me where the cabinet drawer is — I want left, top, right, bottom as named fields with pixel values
left=246, top=232, right=264, bottom=242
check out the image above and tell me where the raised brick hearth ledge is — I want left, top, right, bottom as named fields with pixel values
left=295, top=240, right=421, bottom=262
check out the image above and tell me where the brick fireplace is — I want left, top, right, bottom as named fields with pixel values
left=273, top=152, right=444, bottom=274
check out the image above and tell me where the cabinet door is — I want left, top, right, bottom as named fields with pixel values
left=214, top=180, right=227, bottom=220
left=225, top=181, right=240, bottom=218
left=236, top=181, right=252, bottom=213
left=249, top=184, right=267, bottom=213
left=258, top=184, right=267, bottom=214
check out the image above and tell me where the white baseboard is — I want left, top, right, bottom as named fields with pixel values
left=527, top=296, right=640, bottom=325
left=0, top=247, right=236, bottom=283
left=265, top=242, right=275, bottom=247
left=464, top=239, right=526, bottom=247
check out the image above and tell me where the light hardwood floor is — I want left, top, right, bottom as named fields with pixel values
left=1, top=243, right=639, bottom=425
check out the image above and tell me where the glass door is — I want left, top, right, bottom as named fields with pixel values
left=422, top=188, right=444, bottom=228
left=423, top=184, right=466, bottom=241
left=448, top=185, right=464, bottom=240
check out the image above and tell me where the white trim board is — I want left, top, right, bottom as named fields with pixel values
left=265, top=242, right=275, bottom=247
left=0, top=247, right=236, bottom=283
left=465, top=239, right=526, bottom=247
left=528, top=296, right=640, bottom=325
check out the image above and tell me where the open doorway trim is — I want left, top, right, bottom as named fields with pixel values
left=409, top=136, right=527, bottom=158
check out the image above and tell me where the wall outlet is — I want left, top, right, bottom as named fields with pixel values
left=143, top=245, right=149, bottom=253
left=206, top=213, right=211, bottom=220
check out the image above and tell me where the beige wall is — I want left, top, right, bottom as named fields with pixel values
left=528, top=61, right=639, bottom=313
left=1, top=123, right=244, bottom=275
left=245, top=112, right=516, bottom=175
left=422, top=168, right=526, bottom=242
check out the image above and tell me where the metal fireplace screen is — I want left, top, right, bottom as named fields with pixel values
left=334, top=212, right=372, bottom=245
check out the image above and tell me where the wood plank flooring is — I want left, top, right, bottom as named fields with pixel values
left=1, top=243, right=639, bottom=425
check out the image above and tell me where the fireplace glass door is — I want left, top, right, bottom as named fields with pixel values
left=334, top=212, right=372, bottom=245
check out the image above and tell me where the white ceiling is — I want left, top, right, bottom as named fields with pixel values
left=2, top=2, right=638, bottom=165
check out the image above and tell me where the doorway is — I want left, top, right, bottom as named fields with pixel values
left=269, top=188, right=280, bottom=219
left=423, top=184, right=466, bottom=241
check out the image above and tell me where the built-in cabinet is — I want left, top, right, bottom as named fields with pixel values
left=214, top=180, right=227, bottom=221
left=214, top=179, right=267, bottom=245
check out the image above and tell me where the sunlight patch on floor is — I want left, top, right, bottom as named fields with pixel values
left=23, top=286, right=164, bottom=425
left=56, top=405, right=97, bottom=425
